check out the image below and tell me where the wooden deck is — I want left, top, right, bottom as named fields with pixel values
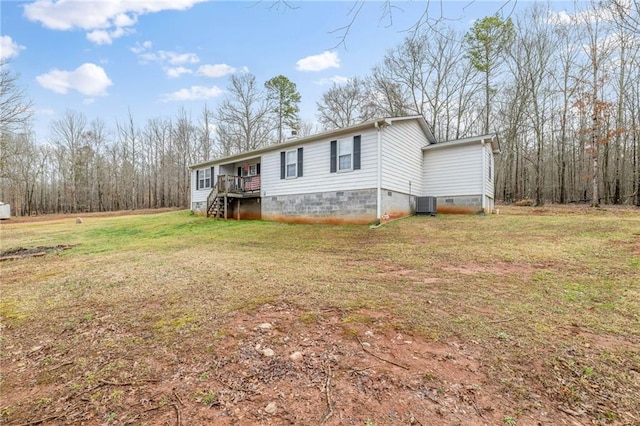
left=207, top=175, right=261, bottom=218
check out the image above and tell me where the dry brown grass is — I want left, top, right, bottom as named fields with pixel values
left=1, top=208, right=639, bottom=425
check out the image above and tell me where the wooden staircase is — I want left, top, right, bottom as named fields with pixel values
left=206, top=185, right=227, bottom=218
left=205, top=175, right=260, bottom=219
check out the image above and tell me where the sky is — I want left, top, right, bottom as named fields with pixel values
left=1, top=0, right=578, bottom=142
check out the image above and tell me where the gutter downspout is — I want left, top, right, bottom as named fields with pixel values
left=375, top=121, right=382, bottom=222
left=481, top=140, right=486, bottom=213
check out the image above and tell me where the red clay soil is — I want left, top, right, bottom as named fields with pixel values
left=1, top=303, right=579, bottom=425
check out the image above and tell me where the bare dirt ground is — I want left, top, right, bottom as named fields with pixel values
left=1, top=303, right=584, bottom=426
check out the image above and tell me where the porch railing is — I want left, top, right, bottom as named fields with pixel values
left=217, top=175, right=261, bottom=194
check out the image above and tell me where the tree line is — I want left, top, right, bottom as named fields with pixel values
left=0, top=74, right=303, bottom=215
left=1, top=1, right=638, bottom=216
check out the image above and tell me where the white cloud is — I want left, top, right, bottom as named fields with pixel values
left=23, top=0, right=206, bottom=44
left=87, top=30, right=112, bottom=45
left=547, top=5, right=616, bottom=26
left=36, top=63, right=113, bottom=96
left=114, top=13, right=137, bottom=27
left=133, top=43, right=200, bottom=77
left=88, top=28, right=129, bottom=45
left=163, top=51, right=199, bottom=65
left=166, top=66, right=193, bottom=78
left=130, top=40, right=152, bottom=54
left=1, top=36, right=26, bottom=60
left=196, top=63, right=237, bottom=78
left=83, top=98, right=96, bottom=105
left=161, top=85, right=224, bottom=102
left=139, top=50, right=199, bottom=65
left=86, top=23, right=135, bottom=45
left=315, top=75, right=351, bottom=86
left=296, top=51, right=340, bottom=72
left=547, top=10, right=573, bottom=25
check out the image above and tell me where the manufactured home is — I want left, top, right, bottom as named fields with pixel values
left=189, top=115, right=500, bottom=224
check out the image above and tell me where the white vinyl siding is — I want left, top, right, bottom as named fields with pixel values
left=484, top=144, right=495, bottom=198
left=262, top=130, right=378, bottom=197
left=381, top=120, right=428, bottom=196
left=423, top=143, right=482, bottom=197
left=191, top=165, right=217, bottom=204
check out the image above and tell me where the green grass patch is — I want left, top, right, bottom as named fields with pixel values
left=1, top=208, right=639, bottom=422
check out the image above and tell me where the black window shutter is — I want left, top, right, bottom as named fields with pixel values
left=256, top=163, right=261, bottom=175
left=196, top=170, right=199, bottom=190
left=280, top=151, right=286, bottom=179
left=353, top=135, right=361, bottom=170
left=330, top=140, right=337, bottom=173
left=210, top=166, right=214, bottom=187
left=237, top=166, right=242, bottom=176
left=297, top=147, right=303, bottom=177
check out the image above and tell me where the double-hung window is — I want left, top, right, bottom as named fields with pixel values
left=330, top=135, right=361, bottom=173
left=338, top=139, right=352, bottom=171
left=280, top=148, right=303, bottom=179
left=198, top=167, right=211, bottom=189
left=286, top=150, right=297, bottom=178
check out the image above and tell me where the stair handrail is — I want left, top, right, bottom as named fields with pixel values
left=206, top=183, right=218, bottom=214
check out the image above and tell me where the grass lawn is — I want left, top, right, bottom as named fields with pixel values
left=1, top=207, right=639, bottom=425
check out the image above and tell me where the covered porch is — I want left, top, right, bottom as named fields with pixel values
left=206, top=156, right=262, bottom=219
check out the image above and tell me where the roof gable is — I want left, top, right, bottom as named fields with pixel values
left=423, top=133, right=501, bottom=155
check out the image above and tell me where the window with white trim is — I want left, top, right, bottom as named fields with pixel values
left=241, top=164, right=258, bottom=177
left=286, top=150, right=297, bottom=178
left=198, top=168, right=211, bottom=189
left=330, top=136, right=360, bottom=173
left=338, top=138, right=352, bottom=171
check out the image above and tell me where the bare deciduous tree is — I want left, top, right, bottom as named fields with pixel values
left=50, top=110, right=87, bottom=212
left=0, top=62, right=33, bottom=136
left=215, top=73, right=274, bottom=154
left=316, top=77, right=377, bottom=130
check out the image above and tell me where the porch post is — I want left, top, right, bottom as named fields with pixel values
left=224, top=194, right=227, bottom=220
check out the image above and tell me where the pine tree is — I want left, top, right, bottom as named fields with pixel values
left=265, top=75, right=301, bottom=143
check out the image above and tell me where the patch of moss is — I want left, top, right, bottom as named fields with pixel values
left=0, top=300, right=27, bottom=323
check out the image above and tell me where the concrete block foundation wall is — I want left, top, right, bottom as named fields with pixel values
left=194, top=189, right=418, bottom=223
left=380, top=189, right=415, bottom=220
left=436, top=195, right=483, bottom=214
left=192, top=201, right=206, bottom=213
left=262, top=188, right=377, bottom=224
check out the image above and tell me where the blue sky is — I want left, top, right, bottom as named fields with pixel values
left=1, top=0, right=575, bottom=140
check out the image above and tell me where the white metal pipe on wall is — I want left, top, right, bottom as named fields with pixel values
left=375, top=121, right=382, bottom=222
